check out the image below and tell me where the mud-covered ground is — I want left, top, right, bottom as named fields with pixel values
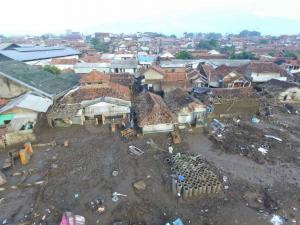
left=0, top=121, right=299, bottom=225
left=210, top=104, right=300, bottom=166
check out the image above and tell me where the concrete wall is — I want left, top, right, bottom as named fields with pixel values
left=144, top=69, right=164, bottom=80
left=74, top=64, right=110, bottom=74
left=251, top=72, right=286, bottom=83
left=0, top=130, right=36, bottom=149
left=142, top=123, right=174, bottom=134
left=0, top=76, right=30, bottom=98
left=209, top=98, right=260, bottom=119
left=84, top=102, right=130, bottom=117
left=279, top=87, right=300, bottom=102
left=53, top=64, right=75, bottom=70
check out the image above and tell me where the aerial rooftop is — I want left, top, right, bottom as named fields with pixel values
left=0, top=60, right=80, bottom=98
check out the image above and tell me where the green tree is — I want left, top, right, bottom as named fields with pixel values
left=239, top=30, right=261, bottom=37
left=220, top=45, right=235, bottom=55
left=283, top=51, right=299, bottom=58
left=169, top=34, right=177, bottom=38
left=196, top=39, right=219, bottom=50
left=269, top=51, right=276, bottom=57
left=43, top=65, right=61, bottom=74
left=259, top=39, right=269, bottom=44
left=230, top=51, right=257, bottom=60
left=90, top=38, right=109, bottom=53
left=176, top=51, right=193, bottom=59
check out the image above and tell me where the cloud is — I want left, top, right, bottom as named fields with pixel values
left=0, top=0, right=299, bottom=35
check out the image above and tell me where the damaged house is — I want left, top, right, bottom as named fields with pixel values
left=134, top=92, right=177, bottom=134
left=0, top=92, right=52, bottom=148
left=47, top=70, right=131, bottom=127
left=186, top=66, right=208, bottom=88
left=0, top=60, right=80, bottom=99
left=197, top=63, right=250, bottom=88
left=260, top=79, right=300, bottom=103
left=245, top=62, right=288, bottom=83
left=193, top=87, right=260, bottom=120
left=142, top=65, right=190, bottom=94
left=209, top=65, right=250, bottom=88
left=164, top=88, right=207, bottom=128
left=0, top=60, right=79, bottom=147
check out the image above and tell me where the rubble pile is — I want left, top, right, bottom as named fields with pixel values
left=210, top=121, right=292, bottom=164
left=168, top=154, right=222, bottom=200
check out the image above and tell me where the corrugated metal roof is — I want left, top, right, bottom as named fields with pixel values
left=0, top=92, right=53, bottom=113
left=14, top=46, right=65, bottom=52
left=0, top=43, right=20, bottom=50
left=0, top=46, right=79, bottom=61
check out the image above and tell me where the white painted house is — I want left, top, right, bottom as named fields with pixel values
left=74, top=62, right=111, bottom=74
left=245, top=62, right=288, bottom=83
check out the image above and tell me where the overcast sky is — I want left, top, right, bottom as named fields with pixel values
left=1, top=0, right=300, bottom=36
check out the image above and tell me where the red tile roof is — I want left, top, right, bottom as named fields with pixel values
left=210, top=65, right=243, bottom=82
left=143, top=65, right=166, bottom=76
left=164, top=71, right=187, bottom=82
left=135, top=92, right=176, bottom=127
left=62, top=68, right=75, bottom=73
left=81, top=55, right=111, bottom=63
left=211, top=87, right=255, bottom=98
left=80, top=70, right=110, bottom=84
left=248, top=62, right=288, bottom=76
left=143, top=65, right=188, bottom=83
left=51, top=58, right=77, bottom=65
left=63, top=83, right=131, bottom=103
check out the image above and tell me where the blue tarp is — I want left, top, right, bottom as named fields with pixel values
left=166, top=218, right=184, bottom=225
left=137, top=55, right=157, bottom=64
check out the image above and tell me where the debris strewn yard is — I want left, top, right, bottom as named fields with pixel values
left=0, top=110, right=299, bottom=225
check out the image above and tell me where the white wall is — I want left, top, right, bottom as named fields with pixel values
left=251, top=72, right=286, bottom=82
left=53, top=64, right=75, bottom=70
left=279, top=88, right=300, bottom=102
left=84, top=102, right=130, bottom=117
left=74, top=63, right=110, bottom=74
left=142, top=123, right=174, bottom=134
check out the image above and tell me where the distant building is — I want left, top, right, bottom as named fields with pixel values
left=137, top=55, right=157, bottom=67
left=160, top=52, right=175, bottom=60
left=50, top=58, right=78, bottom=71
left=64, top=32, right=84, bottom=42
left=74, top=62, right=111, bottom=74
left=0, top=45, right=80, bottom=66
left=110, top=59, right=138, bottom=74
left=141, top=65, right=190, bottom=93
